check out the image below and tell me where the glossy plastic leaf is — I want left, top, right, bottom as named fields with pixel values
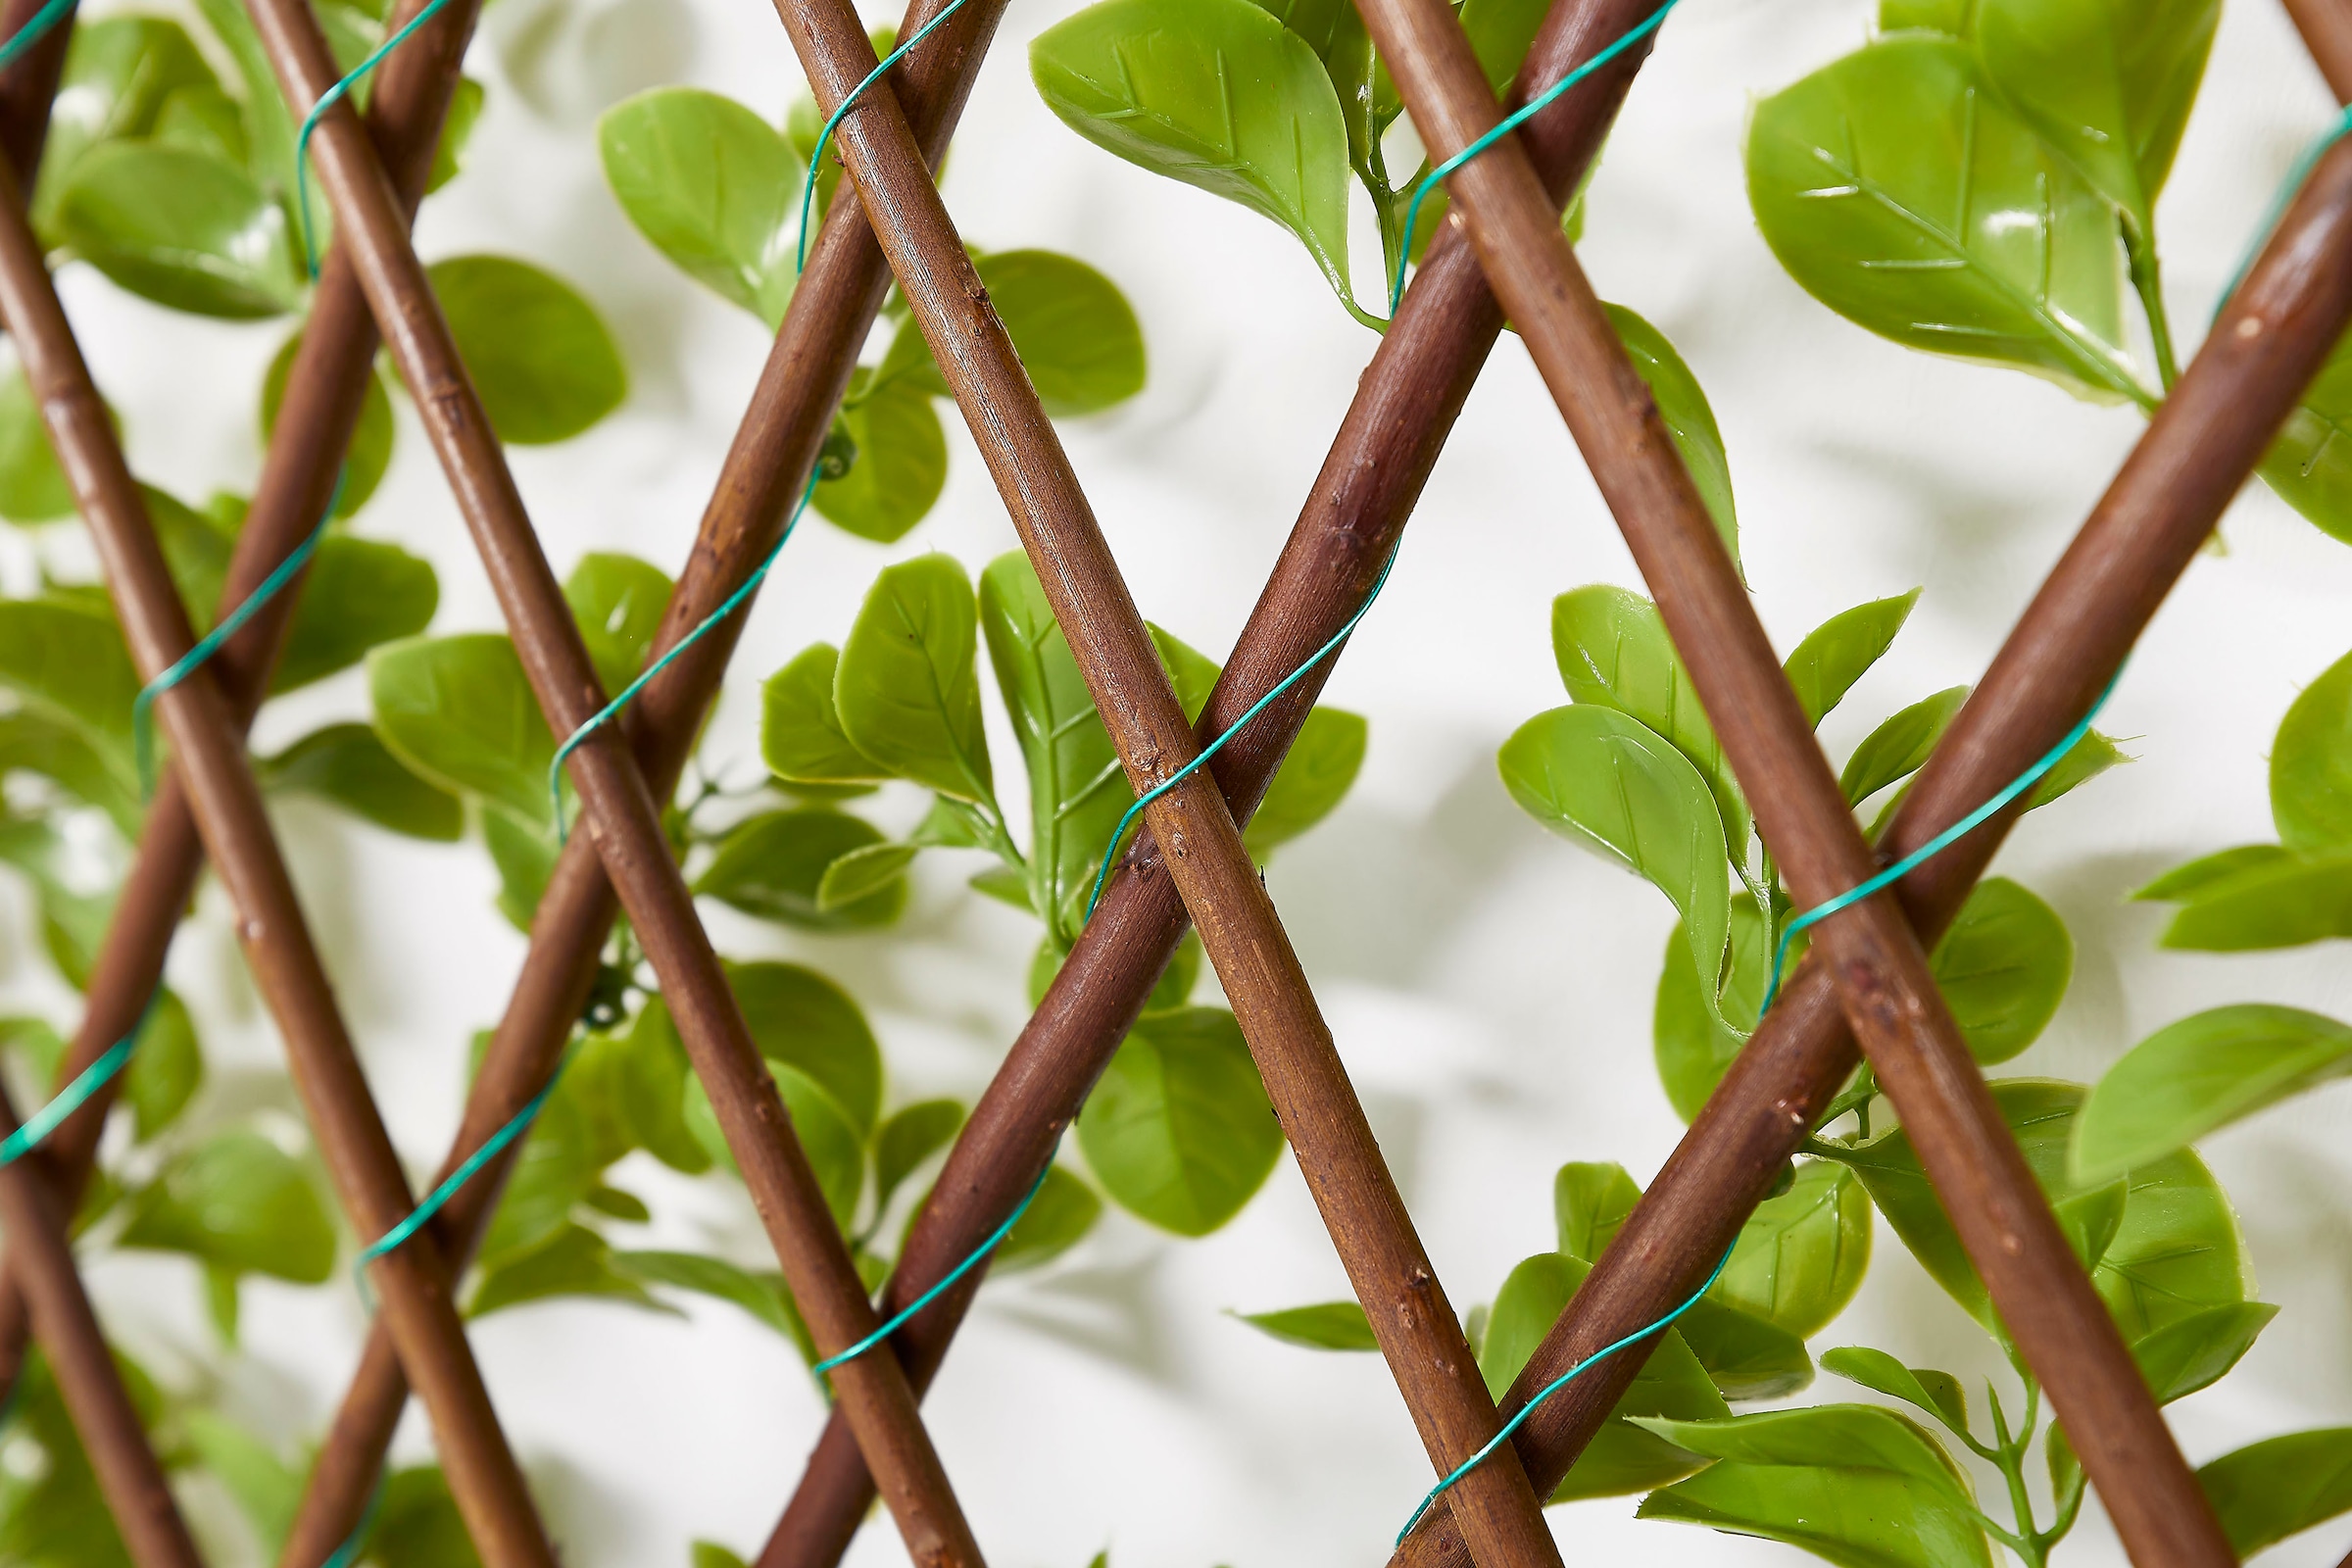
left=1502, top=705, right=1733, bottom=1029
left=1712, top=1159, right=1872, bottom=1339
left=1246, top=706, right=1366, bottom=857
left=2197, top=1427, right=2352, bottom=1557
left=724, top=960, right=883, bottom=1133
left=427, top=255, right=627, bottom=445
left=1654, top=893, right=1788, bottom=1120
left=122, top=988, right=202, bottom=1144
left=1637, top=1404, right=1994, bottom=1568
left=815, top=841, right=917, bottom=912
left=272, top=535, right=440, bottom=694
left=874, top=1099, right=964, bottom=1218
left=118, top=1128, right=335, bottom=1282
left=1481, top=1251, right=1726, bottom=1500
left=686, top=1063, right=864, bottom=1231
left=1234, top=1299, right=1378, bottom=1350
left=1078, top=1005, right=1282, bottom=1236
left=1930, top=876, right=2071, bottom=1065
left=426, top=76, right=484, bottom=194
left=835, top=555, right=993, bottom=804
left=1841, top=686, right=1967, bottom=807
left=2272, top=647, right=2352, bottom=854
left=762, top=644, right=889, bottom=786
left=1783, top=590, right=1920, bottom=727
left=261, top=331, right=394, bottom=515
left=481, top=808, right=558, bottom=932
left=1974, top=0, right=2218, bottom=231
left=996, top=1164, right=1102, bottom=1270
left=1674, top=1295, right=1817, bottom=1401
left=1554, top=1160, right=1641, bottom=1262
left=0, top=710, right=138, bottom=835
left=2260, top=330, right=2352, bottom=545
left=1607, top=305, right=1741, bottom=572
left=0, top=1354, right=139, bottom=1566
left=180, top=1409, right=300, bottom=1554
left=616, top=1249, right=799, bottom=1340
left=813, top=371, right=947, bottom=543
left=1032, top=0, right=1357, bottom=314
left=2132, top=1299, right=2275, bottom=1404
left=1551, top=585, right=1748, bottom=854
left=2139, top=846, right=2352, bottom=951
left=54, top=143, right=303, bottom=318
left=598, top=86, right=800, bottom=326
left=2073, top=1004, right=2352, bottom=1184
left=0, top=595, right=140, bottom=755
left=368, top=633, right=554, bottom=829
left=1821, top=1347, right=1970, bottom=1434
left=1747, top=35, right=2137, bottom=403
left=693, top=808, right=907, bottom=929
left=34, top=18, right=221, bottom=234
left=1247, top=0, right=1376, bottom=176
left=468, top=1222, right=666, bottom=1318
left=879, top=250, right=1147, bottom=417
left=564, top=551, right=675, bottom=699
left=259, top=723, right=465, bottom=841
left=0, top=365, right=73, bottom=520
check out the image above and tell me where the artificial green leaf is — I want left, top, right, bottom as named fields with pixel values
left=0, top=710, right=138, bottom=836
left=1554, top=1160, right=1642, bottom=1262
left=1637, top=1404, right=1994, bottom=1568
left=1246, top=706, right=1366, bottom=858
left=468, top=1222, right=666, bottom=1319
left=685, top=1062, right=864, bottom=1230
left=1501, top=705, right=1733, bottom=1030
left=34, top=18, right=220, bottom=235
left=615, top=1249, right=800, bottom=1340
left=143, top=483, right=233, bottom=630
left=598, top=86, right=800, bottom=326
left=1819, top=1079, right=2254, bottom=1339
left=834, top=555, right=993, bottom=804
left=180, top=1409, right=301, bottom=1555
left=2131, top=1300, right=2275, bottom=1404
left=996, top=1164, right=1102, bottom=1270
left=813, top=371, right=947, bottom=543
left=1606, top=304, right=1740, bottom=572
left=1673, top=1293, right=1818, bottom=1401
left=368, top=633, right=554, bottom=829
left=476, top=1070, right=607, bottom=1267
left=762, top=644, right=889, bottom=787
left=1151, top=623, right=1221, bottom=719
left=1880, top=0, right=1970, bottom=30
left=1930, top=876, right=2071, bottom=1065
left=54, top=143, right=302, bottom=318
left=481, top=807, right=558, bottom=931
left=2073, top=1004, right=2352, bottom=1185
left=2260, top=331, right=2352, bottom=545
left=1032, top=0, right=1359, bottom=318
left=816, top=841, right=918, bottom=912
left=1480, top=1251, right=1728, bottom=1500
left=260, top=331, right=394, bottom=515
left=1550, top=585, right=1748, bottom=854
left=0, top=365, right=73, bottom=521
left=1078, top=1005, right=1282, bottom=1236
left=980, top=551, right=1128, bottom=944
left=693, top=1543, right=754, bottom=1568
left=272, top=536, right=441, bottom=694
left=564, top=551, right=675, bottom=699
left=1821, top=1347, right=1971, bottom=1435
left=724, top=959, right=883, bottom=1133
left=1712, top=1159, right=1871, bottom=1339
left=118, top=1128, right=335, bottom=1282
left=2271, top=646, right=2352, bottom=854
left=2197, top=1427, right=2352, bottom=1557
left=1783, top=591, right=1920, bottom=727
left=188, top=0, right=298, bottom=197
left=1841, top=686, right=1967, bottom=808
left=1457, top=0, right=1551, bottom=97
left=122, top=988, right=202, bottom=1143
left=426, top=76, right=484, bottom=194
left=0, top=595, right=141, bottom=755
left=879, top=250, right=1147, bottom=417
left=610, top=1001, right=712, bottom=1175
left=1248, top=0, right=1376, bottom=177
left=259, top=723, right=465, bottom=841
left=1234, top=1299, right=1379, bottom=1350
left=356, top=1466, right=484, bottom=1568
left=692, top=808, right=907, bottom=929
left=2024, top=723, right=2130, bottom=809
left=874, top=1099, right=964, bottom=1217
left=0, top=815, right=118, bottom=987
left=1974, top=0, right=2218, bottom=232
left=427, top=255, right=627, bottom=445
left=0, top=1353, right=137, bottom=1567
left=1746, top=35, right=2138, bottom=403
left=1029, top=928, right=1201, bottom=1016
left=2139, top=847, right=2352, bottom=951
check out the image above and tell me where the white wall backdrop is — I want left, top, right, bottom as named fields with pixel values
left=17, top=0, right=2352, bottom=1561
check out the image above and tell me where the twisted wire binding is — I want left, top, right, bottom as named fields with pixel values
left=294, top=0, right=457, bottom=279
left=794, top=0, right=973, bottom=274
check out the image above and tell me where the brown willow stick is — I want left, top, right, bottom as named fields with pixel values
left=1395, top=88, right=2352, bottom=1568
left=1352, top=1, right=2237, bottom=1563
left=240, top=5, right=990, bottom=1563
left=272, top=0, right=1005, bottom=1556
left=0, top=1095, right=201, bottom=1566
left=0, top=130, right=562, bottom=1568
left=0, top=0, right=482, bottom=1418
left=759, top=0, right=1659, bottom=1558
left=0, top=0, right=71, bottom=179
left=2284, top=0, right=2352, bottom=99
left=771, top=6, right=1559, bottom=1567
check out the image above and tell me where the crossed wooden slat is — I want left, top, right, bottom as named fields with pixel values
left=0, top=0, right=2344, bottom=1561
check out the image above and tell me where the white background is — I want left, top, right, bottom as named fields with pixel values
left=17, top=0, right=2352, bottom=1561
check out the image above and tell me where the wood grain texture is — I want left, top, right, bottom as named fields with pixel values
left=1351, top=1, right=2237, bottom=1564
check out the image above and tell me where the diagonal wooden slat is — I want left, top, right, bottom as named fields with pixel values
left=0, top=144, right=562, bottom=1568
left=768, top=4, right=1562, bottom=1565
left=758, top=0, right=1660, bottom=1558
left=1349, top=0, right=2255, bottom=1562
left=236, top=2, right=992, bottom=1562
left=270, top=0, right=1010, bottom=1557
left=0, top=0, right=482, bottom=1416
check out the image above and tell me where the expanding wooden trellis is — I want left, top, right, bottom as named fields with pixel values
left=0, top=0, right=2345, bottom=1560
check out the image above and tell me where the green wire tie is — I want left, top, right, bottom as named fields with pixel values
left=793, top=0, right=972, bottom=274
left=0, top=995, right=158, bottom=1167
left=1396, top=1241, right=1734, bottom=1543
left=548, top=468, right=820, bottom=841
left=1389, top=0, right=1681, bottom=315
left=1759, top=671, right=2122, bottom=1015
left=318, top=1472, right=387, bottom=1568
left=2216, top=101, right=2352, bottom=317
left=294, top=0, right=456, bottom=281
left=0, top=0, right=75, bottom=74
